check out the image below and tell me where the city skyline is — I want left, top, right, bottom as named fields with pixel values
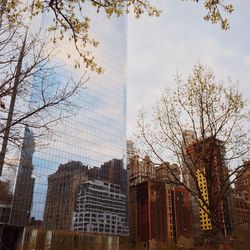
left=0, top=0, right=250, bottom=249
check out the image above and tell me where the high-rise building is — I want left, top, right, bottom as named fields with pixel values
left=28, top=9, right=127, bottom=223
left=88, top=158, right=129, bottom=233
left=173, top=186, right=193, bottom=240
left=155, top=162, right=180, bottom=183
left=9, top=126, right=35, bottom=226
left=129, top=155, right=180, bottom=186
left=6, top=4, right=127, bottom=248
left=73, top=180, right=128, bottom=235
left=43, top=160, right=128, bottom=233
left=183, top=136, right=232, bottom=240
left=129, top=180, right=193, bottom=249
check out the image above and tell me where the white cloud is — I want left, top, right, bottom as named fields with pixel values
left=127, top=0, right=250, bottom=137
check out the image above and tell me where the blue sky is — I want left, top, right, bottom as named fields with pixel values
left=127, top=0, right=250, bottom=137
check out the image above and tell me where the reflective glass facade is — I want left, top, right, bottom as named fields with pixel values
left=8, top=6, right=127, bottom=235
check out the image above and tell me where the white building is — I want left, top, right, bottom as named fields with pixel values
left=73, top=180, right=128, bottom=235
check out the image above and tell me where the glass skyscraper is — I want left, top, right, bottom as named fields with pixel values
left=5, top=3, right=127, bottom=244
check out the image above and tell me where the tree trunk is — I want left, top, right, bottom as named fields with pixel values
left=0, top=30, right=27, bottom=176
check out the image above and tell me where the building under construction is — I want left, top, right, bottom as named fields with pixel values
left=183, top=136, right=232, bottom=241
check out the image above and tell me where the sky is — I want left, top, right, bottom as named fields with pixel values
left=127, top=0, right=250, bottom=138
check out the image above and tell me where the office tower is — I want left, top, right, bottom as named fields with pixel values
left=6, top=4, right=127, bottom=247
left=73, top=180, right=127, bottom=235
left=31, top=9, right=126, bottom=224
left=43, top=161, right=88, bottom=229
left=9, top=126, right=35, bottom=226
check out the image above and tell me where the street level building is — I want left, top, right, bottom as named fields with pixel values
left=0, top=181, right=12, bottom=224
left=0, top=204, right=11, bottom=224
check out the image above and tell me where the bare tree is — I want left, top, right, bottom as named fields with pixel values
left=137, top=63, right=250, bottom=236
left=0, top=24, right=88, bottom=176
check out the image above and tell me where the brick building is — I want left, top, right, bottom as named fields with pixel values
left=232, top=194, right=250, bottom=225
left=231, top=162, right=250, bottom=227
left=129, top=156, right=193, bottom=249
left=173, top=186, right=193, bottom=240
left=129, top=180, right=193, bottom=248
left=235, top=161, right=250, bottom=200
left=129, top=155, right=155, bottom=186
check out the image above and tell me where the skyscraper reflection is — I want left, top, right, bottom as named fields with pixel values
left=10, top=126, right=35, bottom=226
